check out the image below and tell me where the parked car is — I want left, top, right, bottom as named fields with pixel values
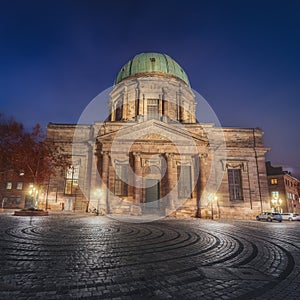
left=256, top=212, right=282, bottom=222
left=281, top=213, right=300, bottom=221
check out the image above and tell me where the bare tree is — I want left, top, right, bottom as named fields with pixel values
left=0, top=114, right=69, bottom=190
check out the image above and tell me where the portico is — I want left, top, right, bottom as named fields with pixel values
left=96, top=118, right=209, bottom=216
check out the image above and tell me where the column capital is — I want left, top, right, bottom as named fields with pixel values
left=199, top=153, right=208, bottom=159
left=165, top=153, right=174, bottom=159
left=132, top=152, right=141, bottom=157
left=101, top=151, right=110, bottom=156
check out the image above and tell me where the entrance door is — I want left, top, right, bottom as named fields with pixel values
left=144, top=179, right=160, bottom=214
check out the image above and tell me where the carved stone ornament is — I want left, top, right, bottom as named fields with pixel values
left=114, top=158, right=129, bottom=165
left=221, top=159, right=248, bottom=171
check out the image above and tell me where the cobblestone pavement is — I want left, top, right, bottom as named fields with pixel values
left=1, top=213, right=300, bottom=299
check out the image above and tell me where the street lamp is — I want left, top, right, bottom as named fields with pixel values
left=28, top=184, right=39, bottom=208
left=93, top=188, right=103, bottom=215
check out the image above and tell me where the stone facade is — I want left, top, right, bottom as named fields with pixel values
left=44, top=53, right=271, bottom=219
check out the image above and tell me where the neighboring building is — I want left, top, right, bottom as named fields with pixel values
left=43, top=52, right=271, bottom=219
left=0, top=170, right=34, bottom=209
left=266, top=161, right=300, bottom=213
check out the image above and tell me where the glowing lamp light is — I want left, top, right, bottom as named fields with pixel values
left=94, top=188, right=103, bottom=198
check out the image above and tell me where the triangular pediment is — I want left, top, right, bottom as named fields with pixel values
left=98, top=119, right=208, bottom=145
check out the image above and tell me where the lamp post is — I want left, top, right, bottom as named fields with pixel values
left=28, top=184, right=39, bottom=208
left=93, top=188, right=103, bottom=216
left=45, top=175, right=51, bottom=211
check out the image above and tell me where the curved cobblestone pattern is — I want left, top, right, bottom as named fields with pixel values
left=0, top=214, right=299, bottom=299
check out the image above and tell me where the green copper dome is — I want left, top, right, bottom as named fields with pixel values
left=114, top=53, right=190, bottom=86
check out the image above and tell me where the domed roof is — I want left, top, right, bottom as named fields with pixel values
left=114, top=53, right=190, bottom=86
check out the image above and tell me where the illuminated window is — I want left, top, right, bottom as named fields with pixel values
left=270, top=178, right=278, bottom=185
left=2, top=197, right=21, bottom=208
left=177, top=166, right=192, bottom=198
left=64, top=165, right=79, bottom=195
left=228, top=169, right=243, bottom=201
left=272, top=191, right=279, bottom=199
left=114, top=164, right=128, bottom=196
left=6, top=182, right=12, bottom=189
left=16, top=182, right=23, bottom=190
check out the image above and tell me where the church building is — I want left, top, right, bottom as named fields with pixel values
left=45, top=53, right=270, bottom=219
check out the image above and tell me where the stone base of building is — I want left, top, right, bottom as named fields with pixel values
left=37, top=196, right=265, bottom=220
left=14, top=210, right=49, bottom=216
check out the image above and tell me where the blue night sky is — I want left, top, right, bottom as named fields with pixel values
left=1, top=0, right=300, bottom=176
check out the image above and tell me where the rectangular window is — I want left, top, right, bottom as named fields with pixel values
left=115, top=99, right=123, bottom=121
left=114, top=164, right=128, bottom=196
left=16, top=182, right=23, bottom=190
left=147, top=99, right=159, bottom=120
left=6, top=182, right=12, bottom=189
left=64, top=165, right=79, bottom=195
left=270, top=178, right=278, bottom=185
left=272, top=191, right=279, bottom=199
left=228, top=169, right=243, bottom=201
left=177, top=165, right=192, bottom=198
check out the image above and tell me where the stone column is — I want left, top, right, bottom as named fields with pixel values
left=127, top=154, right=134, bottom=199
left=196, top=153, right=207, bottom=218
left=178, top=89, right=183, bottom=122
left=133, top=152, right=142, bottom=204
left=87, top=141, right=98, bottom=212
left=192, top=155, right=198, bottom=200
left=142, top=94, right=146, bottom=117
left=162, top=89, right=169, bottom=118
left=159, top=96, right=163, bottom=118
left=192, top=103, right=197, bottom=123
left=122, top=92, right=128, bottom=119
left=101, top=151, right=110, bottom=214
left=166, top=153, right=175, bottom=210
left=110, top=103, right=115, bottom=121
